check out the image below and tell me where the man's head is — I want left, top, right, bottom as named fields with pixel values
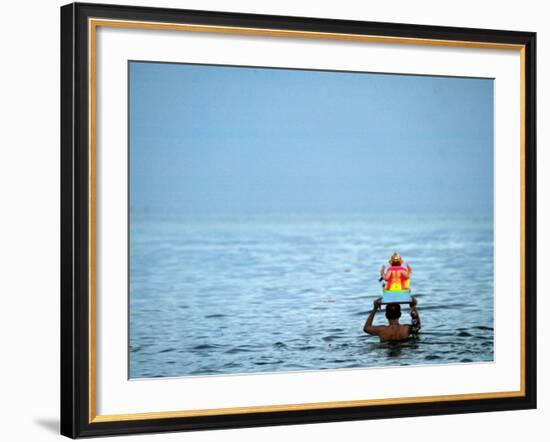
left=389, top=252, right=403, bottom=266
left=385, top=303, right=402, bottom=321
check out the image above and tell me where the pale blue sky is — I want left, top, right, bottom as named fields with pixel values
left=129, top=61, right=493, bottom=216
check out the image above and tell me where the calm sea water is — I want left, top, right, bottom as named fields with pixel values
left=129, top=214, right=494, bottom=379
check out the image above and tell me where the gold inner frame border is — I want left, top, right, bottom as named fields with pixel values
left=87, top=17, right=527, bottom=424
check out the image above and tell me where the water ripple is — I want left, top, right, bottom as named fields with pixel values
left=130, top=215, right=494, bottom=378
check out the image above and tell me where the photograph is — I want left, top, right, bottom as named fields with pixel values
left=128, top=61, right=495, bottom=379
left=57, top=1, right=537, bottom=438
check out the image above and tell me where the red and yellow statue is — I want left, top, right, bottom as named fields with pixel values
left=380, top=252, right=412, bottom=292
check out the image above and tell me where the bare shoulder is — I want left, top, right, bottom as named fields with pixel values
left=379, top=325, right=411, bottom=341
left=373, top=325, right=390, bottom=339
left=364, top=324, right=387, bottom=337
left=374, top=324, right=411, bottom=341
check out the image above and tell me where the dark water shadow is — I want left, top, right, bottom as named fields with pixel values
left=378, top=338, right=420, bottom=358
left=34, top=418, right=58, bottom=433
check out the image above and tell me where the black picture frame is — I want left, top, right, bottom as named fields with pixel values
left=61, top=2, right=537, bottom=438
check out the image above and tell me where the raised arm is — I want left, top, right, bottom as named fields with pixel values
left=404, top=263, right=412, bottom=279
left=409, top=297, right=421, bottom=334
left=380, top=265, right=391, bottom=281
left=363, top=298, right=383, bottom=336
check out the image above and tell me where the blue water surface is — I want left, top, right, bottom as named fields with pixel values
left=129, top=214, right=494, bottom=378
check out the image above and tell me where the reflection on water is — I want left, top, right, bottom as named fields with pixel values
left=129, top=214, right=493, bottom=378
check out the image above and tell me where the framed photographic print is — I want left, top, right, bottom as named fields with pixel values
left=60, top=2, right=537, bottom=438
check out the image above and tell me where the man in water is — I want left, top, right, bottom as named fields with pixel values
left=380, top=252, right=412, bottom=292
left=363, top=298, right=421, bottom=341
